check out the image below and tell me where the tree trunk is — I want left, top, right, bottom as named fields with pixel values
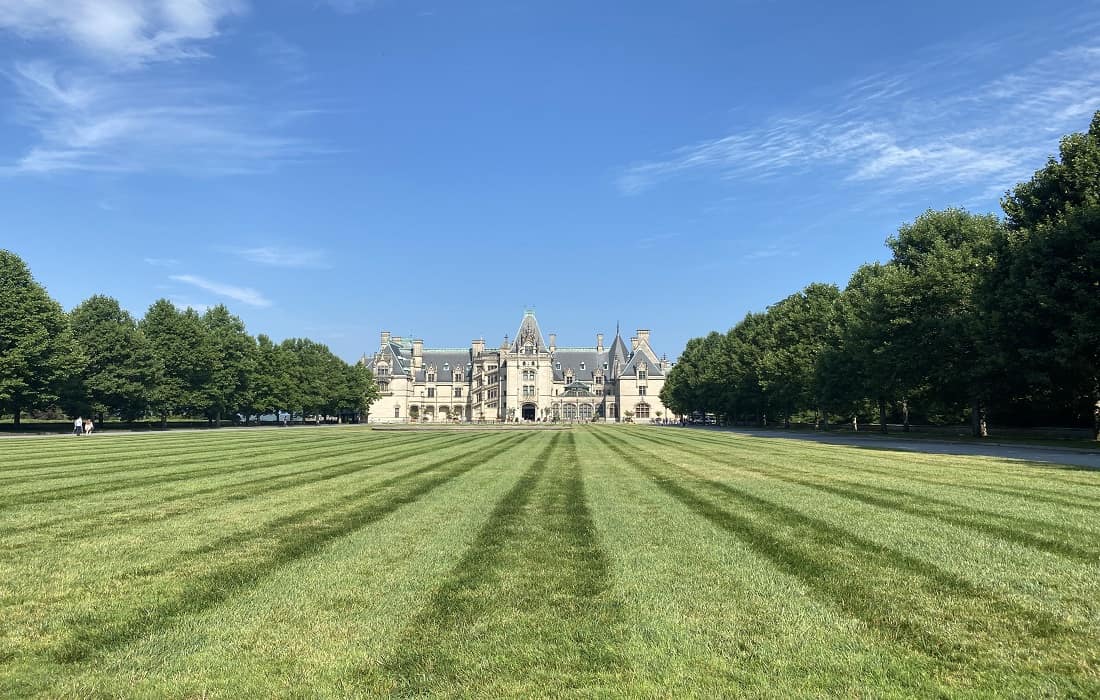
left=878, top=397, right=888, bottom=434
left=160, top=412, right=168, bottom=429
left=820, top=408, right=829, bottom=431
left=784, top=404, right=791, bottom=429
left=215, top=410, right=222, bottom=428
left=902, top=398, right=910, bottom=433
left=970, top=398, right=988, bottom=438
left=12, top=401, right=20, bottom=426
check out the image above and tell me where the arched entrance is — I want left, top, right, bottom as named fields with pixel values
left=522, top=403, right=536, bottom=421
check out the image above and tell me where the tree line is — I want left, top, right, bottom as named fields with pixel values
left=0, top=254, right=379, bottom=428
left=660, top=111, right=1100, bottom=439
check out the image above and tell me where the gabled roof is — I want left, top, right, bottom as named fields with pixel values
left=620, top=343, right=664, bottom=378
left=416, top=349, right=472, bottom=382
left=510, top=311, right=548, bottom=353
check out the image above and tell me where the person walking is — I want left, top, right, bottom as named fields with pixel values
left=73, top=416, right=83, bottom=436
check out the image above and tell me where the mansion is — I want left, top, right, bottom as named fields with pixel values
left=361, top=311, right=674, bottom=423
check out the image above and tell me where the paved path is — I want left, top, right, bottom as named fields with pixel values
left=670, top=425, right=1100, bottom=470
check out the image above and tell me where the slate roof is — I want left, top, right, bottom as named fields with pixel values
left=416, top=349, right=472, bottom=382
left=551, top=348, right=607, bottom=382
left=606, top=333, right=630, bottom=379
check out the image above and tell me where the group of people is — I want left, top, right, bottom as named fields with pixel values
left=72, top=417, right=95, bottom=436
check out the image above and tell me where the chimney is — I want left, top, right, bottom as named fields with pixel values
left=637, top=329, right=650, bottom=347
left=549, top=333, right=556, bottom=351
left=392, top=335, right=403, bottom=345
left=596, top=333, right=604, bottom=351
left=472, top=338, right=485, bottom=356
left=381, top=330, right=391, bottom=347
left=630, top=336, right=639, bottom=353
left=412, top=339, right=423, bottom=369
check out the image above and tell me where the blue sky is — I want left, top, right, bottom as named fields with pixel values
left=1, top=1, right=1098, bottom=362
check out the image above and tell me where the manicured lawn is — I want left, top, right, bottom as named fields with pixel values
left=1, top=426, right=1098, bottom=697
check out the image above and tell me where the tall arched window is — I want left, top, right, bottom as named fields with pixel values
left=579, top=404, right=593, bottom=419
left=635, top=402, right=650, bottom=419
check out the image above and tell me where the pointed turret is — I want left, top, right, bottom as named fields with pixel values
left=607, top=327, right=629, bottom=379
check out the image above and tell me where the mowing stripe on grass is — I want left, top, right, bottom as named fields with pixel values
left=649, top=429, right=1100, bottom=513
left=635, top=431, right=1100, bottom=561
left=0, top=430, right=354, bottom=475
left=1, top=432, right=479, bottom=545
left=671, top=428, right=1100, bottom=492
left=374, top=430, right=627, bottom=696
left=0, top=430, right=411, bottom=485
left=49, top=431, right=528, bottom=664
left=594, top=429, right=1075, bottom=671
left=0, top=432, right=407, bottom=509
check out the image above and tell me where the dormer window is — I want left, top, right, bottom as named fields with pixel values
left=638, top=368, right=647, bottom=380
left=427, top=372, right=436, bottom=382
left=443, top=363, right=450, bottom=371
left=579, top=362, right=586, bottom=370
left=555, top=362, right=561, bottom=370
left=603, top=363, right=608, bottom=370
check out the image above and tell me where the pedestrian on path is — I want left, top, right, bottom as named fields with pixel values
left=73, top=417, right=83, bottom=436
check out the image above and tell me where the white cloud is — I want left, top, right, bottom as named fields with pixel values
left=0, top=0, right=246, bottom=64
left=227, top=245, right=329, bottom=268
left=170, top=274, right=272, bottom=307
left=144, top=256, right=180, bottom=267
left=618, top=41, right=1100, bottom=201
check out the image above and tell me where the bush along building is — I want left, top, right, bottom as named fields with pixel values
left=362, top=311, right=674, bottom=423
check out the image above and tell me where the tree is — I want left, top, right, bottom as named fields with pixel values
left=994, top=110, right=1100, bottom=439
left=69, top=295, right=158, bottom=423
left=202, top=305, right=256, bottom=427
left=245, top=334, right=294, bottom=423
left=0, top=250, right=79, bottom=425
left=888, top=209, right=1002, bottom=437
left=141, top=300, right=215, bottom=427
left=826, top=263, right=916, bottom=433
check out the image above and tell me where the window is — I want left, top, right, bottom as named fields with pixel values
left=455, top=388, right=463, bottom=398
left=427, top=372, right=436, bottom=382
left=394, top=406, right=400, bottom=418
left=564, top=404, right=577, bottom=420
left=579, top=404, right=593, bottom=419
left=635, top=402, right=650, bottom=419
left=638, top=368, right=647, bottom=380
left=427, top=388, right=435, bottom=398
left=579, top=362, right=586, bottom=370
left=443, top=363, right=450, bottom=371
left=379, top=380, right=389, bottom=392
left=555, top=362, right=561, bottom=370
left=595, top=375, right=603, bottom=384
left=603, top=363, right=608, bottom=370
left=609, top=404, right=617, bottom=418
left=378, top=366, right=390, bottom=377
left=596, top=388, right=603, bottom=396
left=639, top=386, right=647, bottom=396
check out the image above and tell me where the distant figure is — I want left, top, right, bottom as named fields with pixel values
left=73, top=416, right=83, bottom=436
left=84, top=418, right=94, bottom=435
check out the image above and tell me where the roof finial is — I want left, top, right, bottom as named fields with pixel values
left=616, top=320, right=620, bottom=336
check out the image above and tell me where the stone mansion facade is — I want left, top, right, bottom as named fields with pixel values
left=361, top=311, right=674, bottom=423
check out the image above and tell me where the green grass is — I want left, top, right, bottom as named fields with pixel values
left=2, top=427, right=1099, bottom=697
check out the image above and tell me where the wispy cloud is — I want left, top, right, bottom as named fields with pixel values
left=618, top=40, right=1100, bottom=201
left=1, top=61, right=319, bottom=175
left=170, top=274, right=272, bottom=307
left=144, top=256, right=180, bottom=267
left=168, top=298, right=212, bottom=314
left=0, top=3, right=324, bottom=176
left=225, top=245, right=330, bottom=268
